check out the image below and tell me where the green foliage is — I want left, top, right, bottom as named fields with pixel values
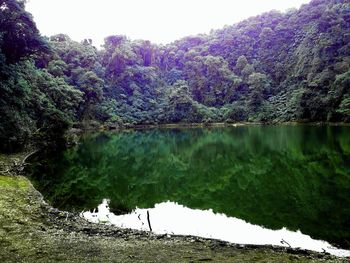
left=0, top=0, right=48, bottom=64
left=0, top=1, right=82, bottom=152
left=235, top=55, right=248, bottom=72
left=337, top=96, right=350, bottom=121
left=1, top=0, right=350, bottom=151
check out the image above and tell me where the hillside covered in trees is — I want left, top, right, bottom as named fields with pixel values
left=1, top=0, right=350, bottom=152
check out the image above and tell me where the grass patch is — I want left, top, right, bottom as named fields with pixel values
left=0, top=176, right=29, bottom=190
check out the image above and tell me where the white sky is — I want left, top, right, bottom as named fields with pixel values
left=26, top=0, right=311, bottom=47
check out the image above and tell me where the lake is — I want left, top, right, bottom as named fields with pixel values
left=29, top=125, right=350, bottom=256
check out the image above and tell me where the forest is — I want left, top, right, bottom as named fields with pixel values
left=1, top=0, right=350, bottom=152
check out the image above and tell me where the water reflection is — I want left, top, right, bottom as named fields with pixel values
left=81, top=199, right=350, bottom=257
left=30, top=125, right=350, bottom=249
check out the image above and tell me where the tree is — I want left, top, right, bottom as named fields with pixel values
left=235, top=55, right=248, bottom=72
left=168, top=80, right=193, bottom=122
left=77, top=71, right=104, bottom=119
left=336, top=96, right=350, bottom=122
left=0, top=0, right=47, bottom=64
left=2, top=0, right=350, bottom=152
left=247, top=73, right=271, bottom=113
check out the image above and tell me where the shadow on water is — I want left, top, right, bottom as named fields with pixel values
left=29, top=125, right=350, bottom=249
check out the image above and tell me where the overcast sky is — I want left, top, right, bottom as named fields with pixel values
left=26, top=0, right=311, bottom=47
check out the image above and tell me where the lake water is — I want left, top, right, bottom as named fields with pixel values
left=30, top=125, right=350, bottom=256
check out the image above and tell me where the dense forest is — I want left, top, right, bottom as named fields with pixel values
left=1, top=0, right=350, bottom=152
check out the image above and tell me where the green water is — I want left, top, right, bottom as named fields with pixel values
left=30, top=125, right=350, bottom=248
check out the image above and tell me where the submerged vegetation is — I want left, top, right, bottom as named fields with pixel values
left=0, top=0, right=350, bottom=152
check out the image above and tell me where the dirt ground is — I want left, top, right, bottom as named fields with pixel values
left=0, top=154, right=348, bottom=263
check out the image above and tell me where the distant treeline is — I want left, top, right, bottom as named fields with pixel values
left=0, top=0, right=349, bottom=152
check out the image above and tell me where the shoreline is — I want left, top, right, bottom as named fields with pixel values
left=0, top=154, right=349, bottom=262
left=69, top=121, right=350, bottom=135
